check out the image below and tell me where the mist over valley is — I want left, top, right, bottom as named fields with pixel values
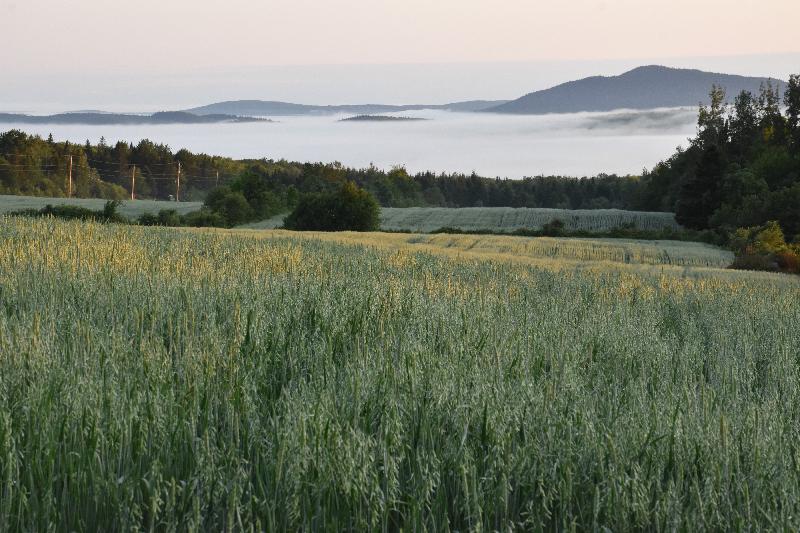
left=4, top=106, right=697, bottom=178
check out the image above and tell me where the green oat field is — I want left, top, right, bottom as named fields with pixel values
left=240, top=206, right=682, bottom=234
left=380, top=206, right=681, bottom=233
left=1, top=217, right=799, bottom=531
left=0, top=194, right=203, bottom=218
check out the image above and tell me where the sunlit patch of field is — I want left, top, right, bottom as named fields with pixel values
left=1, top=217, right=799, bottom=530
left=223, top=228, right=750, bottom=280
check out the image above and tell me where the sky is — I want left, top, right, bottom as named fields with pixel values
left=1, top=0, right=798, bottom=111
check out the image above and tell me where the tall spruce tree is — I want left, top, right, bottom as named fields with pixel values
left=785, top=74, right=800, bottom=147
left=675, top=144, right=726, bottom=229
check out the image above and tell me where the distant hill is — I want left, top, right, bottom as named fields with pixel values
left=185, top=100, right=508, bottom=116
left=487, top=66, right=786, bottom=114
left=0, top=111, right=267, bottom=125
left=340, top=115, right=426, bottom=122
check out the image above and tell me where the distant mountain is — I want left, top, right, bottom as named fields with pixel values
left=487, top=66, right=786, bottom=114
left=185, top=100, right=508, bottom=116
left=0, top=111, right=267, bottom=125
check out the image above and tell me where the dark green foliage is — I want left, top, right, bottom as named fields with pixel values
left=675, top=145, right=725, bottom=229
left=203, top=187, right=253, bottom=227
left=138, top=209, right=182, bottom=227
left=787, top=75, right=800, bottom=146
left=0, top=130, right=245, bottom=201
left=230, top=169, right=282, bottom=218
left=0, top=130, right=129, bottom=199
left=138, top=208, right=226, bottom=228
left=0, top=130, right=649, bottom=212
left=765, top=183, right=800, bottom=237
left=136, top=212, right=159, bottom=226
left=696, top=85, right=728, bottom=148
left=181, top=209, right=227, bottom=227
left=728, top=90, right=759, bottom=159
left=284, top=181, right=380, bottom=231
left=540, top=218, right=566, bottom=236
left=430, top=224, right=726, bottom=245
left=730, top=221, right=800, bottom=274
left=646, top=78, right=800, bottom=247
left=9, top=200, right=128, bottom=223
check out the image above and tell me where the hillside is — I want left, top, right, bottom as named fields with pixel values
left=488, top=65, right=786, bottom=114
left=185, top=99, right=509, bottom=116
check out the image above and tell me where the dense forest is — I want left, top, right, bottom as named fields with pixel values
left=0, top=132, right=246, bottom=201
left=641, top=77, right=800, bottom=237
left=1, top=74, right=798, bottom=238
left=0, top=129, right=645, bottom=208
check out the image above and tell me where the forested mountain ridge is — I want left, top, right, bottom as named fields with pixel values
left=184, top=100, right=509, bottom=116
left=488, top=66, right=786, bottom=114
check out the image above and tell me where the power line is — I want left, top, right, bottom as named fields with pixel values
left=1, top=162, right=233, bottom=180
left=0, top=167, right=63, bottom=174
left=82, top=158, right=180, bottom=167
left=2, top=159, right=237, bottom=186
left=94, top=174, right=212, bottom=182
left=0, top=162, right=59, bottom=169
left=2, top=153, right=235, bottom=174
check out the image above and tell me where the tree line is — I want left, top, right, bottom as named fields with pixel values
left=0, top=131, right=645, bottom=211
left=0, top=132, right=246, bottom=201
left=644, top=77, right=800, bottom=238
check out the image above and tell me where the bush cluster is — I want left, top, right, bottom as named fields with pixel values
left=730, top=221, right=800, bottom=274
left=10, top=200, right=127, bottom=224
left=430, top=218, right=727, bottom=245
left=284, top=181, right=380, bottom=232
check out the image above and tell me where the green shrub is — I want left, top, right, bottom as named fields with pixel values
left=284, top=181, right=379, bottom=232
left=137, top=209, right=181, bottom=227
left=204, top=187, right=253, bottom=227
left=232, top=170, right=282, bottom=219
left=730, top=221, right=800, bottom=274
left=541, top=218, right=566, bottom=236
left=9, top=200, right=128, bottom=224
left=182, top=209, right=226, bottom=228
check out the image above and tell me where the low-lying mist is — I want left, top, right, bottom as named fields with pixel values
left=4, top=108, right=697, bottom=177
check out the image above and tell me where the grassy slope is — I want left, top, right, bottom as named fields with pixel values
left=1, top=218, right=799, bottom=530
left=0, top=194, right=203, bottom=218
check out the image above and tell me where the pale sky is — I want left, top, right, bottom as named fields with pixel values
left=1, top=0, right=798, bottom=110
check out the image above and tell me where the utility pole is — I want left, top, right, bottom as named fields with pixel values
left=176, top=161, right=181, bottom=202
left=130, top=165, right=136, bottom=200
left=67, top=155, right=73, bottom=198
left=215, top=170, right=219, bottom=188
